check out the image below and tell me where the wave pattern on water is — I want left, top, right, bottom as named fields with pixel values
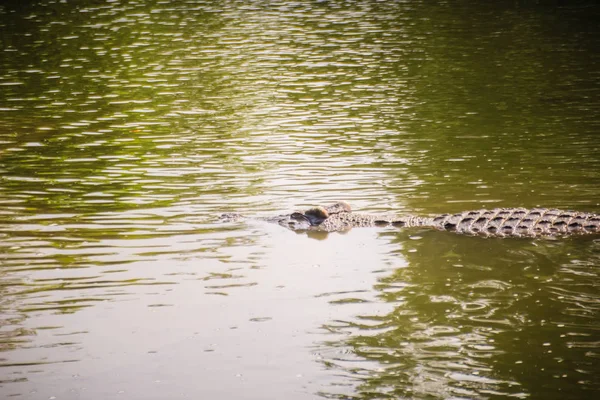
left=316, top=233, right=600, bottom=399
left=0, top=1, right=599, bottom=399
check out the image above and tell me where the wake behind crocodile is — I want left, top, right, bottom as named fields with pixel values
left=221, top=201, right=600, bottom=238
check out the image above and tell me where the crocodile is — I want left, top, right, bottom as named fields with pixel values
left=221, top=201, right=600, bottom=238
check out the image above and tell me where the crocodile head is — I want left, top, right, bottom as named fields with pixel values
left=274, top=202, right=352, bottom=231
left=272, top=206, right=327, bottom=230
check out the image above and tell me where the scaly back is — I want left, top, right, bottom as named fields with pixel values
left=429, top=208, right=599, bottom=237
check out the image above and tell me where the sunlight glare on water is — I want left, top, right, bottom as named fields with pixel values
left=0, top=0, right=599, bottom=399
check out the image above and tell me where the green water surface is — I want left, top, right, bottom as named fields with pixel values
left=0, top=1, right=599, bottom=399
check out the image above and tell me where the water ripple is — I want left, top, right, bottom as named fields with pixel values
left=0, top=1, right=599, bottom=399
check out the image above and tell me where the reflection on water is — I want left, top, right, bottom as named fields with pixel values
left=1, top=0, right=599, bottom=399
left=319, top=231, right=600, bottom=399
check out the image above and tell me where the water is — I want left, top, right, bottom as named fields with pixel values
left=1, top=1, right=599, bottom=399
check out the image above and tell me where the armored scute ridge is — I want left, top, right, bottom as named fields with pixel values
left=426, top=208, right=600, bottom=237
left=221, top=202, right=600, bottom=238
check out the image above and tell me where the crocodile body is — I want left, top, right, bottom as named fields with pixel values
left=221, top=202, right=600, bottom=238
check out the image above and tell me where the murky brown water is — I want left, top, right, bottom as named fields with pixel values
left=1, top=1, right=599, bottom=399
